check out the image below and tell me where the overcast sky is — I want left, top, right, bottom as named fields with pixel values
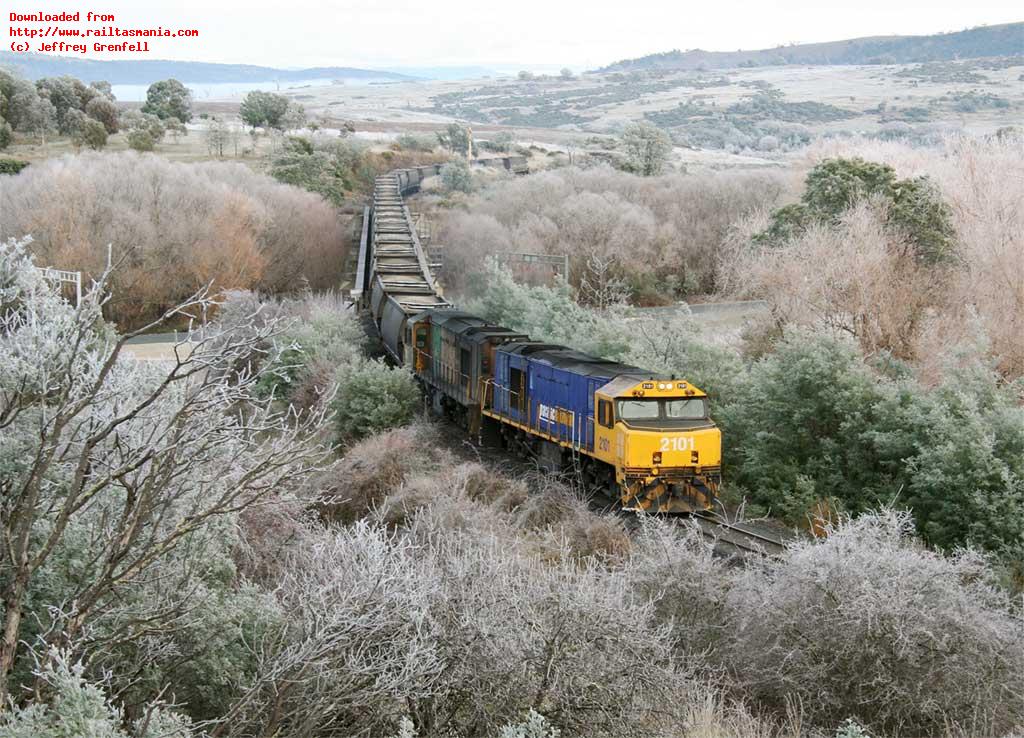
left=7, top=0, right=1022, bottom=70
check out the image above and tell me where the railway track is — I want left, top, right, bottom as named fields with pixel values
left=688, top=510, right=788, bottom=557
left=433, top=418, right=790, bottom=559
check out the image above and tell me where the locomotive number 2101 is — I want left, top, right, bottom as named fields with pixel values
left=660, top=436, right=695, bottom=452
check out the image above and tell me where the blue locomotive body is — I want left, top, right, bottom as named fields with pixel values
left=491, top=343, right=643, bottom=454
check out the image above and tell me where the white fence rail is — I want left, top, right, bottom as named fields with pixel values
left=40, top=267, right=82, bottom=307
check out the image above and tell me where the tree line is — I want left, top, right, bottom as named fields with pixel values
left=0, top=73, right=196, bottom=153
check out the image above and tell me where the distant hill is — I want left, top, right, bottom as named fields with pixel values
left=599, top=22, right=1024, bottom=72
left=0, top=52, right=418, bottom=84
left=382, top=66, right=500, bottom=80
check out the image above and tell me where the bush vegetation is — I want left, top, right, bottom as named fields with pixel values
left=0, top=70, right=119, bottom=146
left=470, top=265, right=1024, bottom=564
left=618, top=121, right=673, bottom=175
left=140, top=78, right=193, bottom=122
left=267, top=133, right=449, bottom=201
left=331, top=358, right=421, bottom=440
left=2, top=241, right=1022, bottom=737
left=724, top=136, right=1024, bottom=378
left=644, top=87, right=856, bottom=151
left=755, top=157, right=956, bottom=265
left=436, top=164, right=786, bottom=302
left=239, top=90, right=292, bottom=129
left=0, top=152, right=347, bottom=328
left=0, top=158, right=29, bottom=174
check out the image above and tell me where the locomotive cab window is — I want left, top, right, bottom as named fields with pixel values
left=664, top=397, right=708, bottom=420
left=616, top=397, right=710, bottom=428
left=598, top=399, right=613, bottom=428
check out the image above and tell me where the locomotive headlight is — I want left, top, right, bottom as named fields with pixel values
left=652, top=452, right=662, bottom=464
left=658, top=382, right=668, bottom=390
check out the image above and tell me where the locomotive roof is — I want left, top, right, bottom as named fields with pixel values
left=429, top=310, right=487, bottom=328
left=409, top=309, right=528, bottom=345
left=504, top=343, right=648, bottom=379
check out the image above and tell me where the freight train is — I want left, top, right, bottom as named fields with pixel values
left=354, top=164, right=720, bottom=513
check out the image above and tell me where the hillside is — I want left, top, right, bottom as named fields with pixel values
left=0, top=52, right=417, bottom=84
left=600, top=22, right=1024, bottom=71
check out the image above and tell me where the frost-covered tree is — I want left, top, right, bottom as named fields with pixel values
left=204, top=116, right=230, bottom=156
left=164, top=115, right=187, bottom=143
left=141, top=79, right=193, bottom=123
left=85, top=95, right=119, bottom=133
left=619, top=121, right=672, bottom=176
left=66, top=110, right=108, bottom=150
left=436, top=122, right=470, bottom=156
left=0, top=238, right=328, bottom=701
left=440, top=158, right=473, bottom=193
left=9, top=81, right=56, bottom=144
left=239, top=90, right=290, bottom=130
left=578, top=251, right=628, bottom=309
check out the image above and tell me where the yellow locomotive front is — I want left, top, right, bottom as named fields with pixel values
left=592, top=376, right=721, bottom=513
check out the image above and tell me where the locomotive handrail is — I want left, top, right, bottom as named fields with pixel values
left=480, top=377, right=587, bottom=451
left=413, top=347, right=474, bottom=405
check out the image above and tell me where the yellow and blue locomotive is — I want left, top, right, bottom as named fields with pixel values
left=401, top=309, right=721, bottom=513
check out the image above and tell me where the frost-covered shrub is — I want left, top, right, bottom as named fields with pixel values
left=436, top=164, right=785, bottom=300
left=625, top=519, right=731, bottom=662
left=314, top=422, right=451, bottom=523
left=499, top=710, right=561, bottom=738
left=400, top=523, right=678, bottom=737
left=0, top=238, right=327, bottom=710
left=0, top=152, right=347, bottom=327
left=227, top=515, right=677, bottom=738
left=254, top=291, right=365, bottom=405
left=227, top=523, right=444, bottom=737
left=331, top=358, right=421, bottom=441
left=719, top=331, right=1024, bottom=558
left=726, top=511, right=1024, bottom=735
left=718, top=332, right=891, bottom=520
left=0, top=649, right=196, bottom=738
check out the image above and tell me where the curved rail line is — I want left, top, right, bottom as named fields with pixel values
left=353, top=159, right=789, bottom=557
left=353, top=164, right=451, bottom=355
